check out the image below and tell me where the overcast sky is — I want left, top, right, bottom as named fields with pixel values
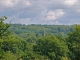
left=0, top=0, right=80, bottom=25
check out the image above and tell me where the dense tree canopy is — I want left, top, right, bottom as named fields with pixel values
left=67, top=25, right=80, bottom=60
left=0, top=16, right=80, bottom=60
left=33, top=36, right=70, bottom=60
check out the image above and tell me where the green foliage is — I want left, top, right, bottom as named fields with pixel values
left=0, top=17, right=79, bottom=60
left=9, top=24, right=74, bottom=38
left=0, top=16, right=10, bottom=39
left=3, top=51, right=17, bottom=60
left=67, top=25, right=80, bottom=60
left=33, top=36, right=70, bottom=60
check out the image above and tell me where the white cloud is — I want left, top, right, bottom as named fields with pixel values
left=55, top=9, right=65, bottom=17
left=63, top=0, right=78, bottom=6
left=46, top=11, right=56, bottom=20
left=0, top=0, right=18, bottom=8
left=46, top=9, right=65, bottom=21
left=0, top=0, right=31, bottom=8
left=23, top=0, right=31, bottom=6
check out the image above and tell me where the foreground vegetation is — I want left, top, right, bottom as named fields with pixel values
left=0, top=16, right=80, bottom=60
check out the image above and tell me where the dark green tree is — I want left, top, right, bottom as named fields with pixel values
left=67, top=25, right=80, bottom=60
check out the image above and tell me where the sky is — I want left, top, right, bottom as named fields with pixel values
left=0, top=0, right=80, bottom=25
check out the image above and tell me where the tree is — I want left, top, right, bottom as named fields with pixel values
left=0, top=16, right=10, bottom=39
left=67, top=25, right=80, bottom=60
left=33, top=36, right=70, bottom=60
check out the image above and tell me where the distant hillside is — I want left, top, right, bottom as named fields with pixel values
left=9, top=24, right=75, bottom=38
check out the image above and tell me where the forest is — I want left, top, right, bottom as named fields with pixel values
left=0, top=16, right=80, bottom=60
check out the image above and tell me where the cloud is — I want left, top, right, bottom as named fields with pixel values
left=5, top=15, right=32, bottom=25
left=1, top=0, right=80, bottom=25
left=46, top=9, right=65, bottom=21
left=18, top=18, right=31, bottom=24
left=64, top=0, right=77, bottom=5
left=23, top=0, right=31, bottom=6
left=76, top=9, right=80, bottom=13
left=46, top=11, right=56, bottom=20
left=0, top=0, right=31, bottom=9
left=63, top=0, right=78, bottom=6
left=0, top=0, right=17, bottom=8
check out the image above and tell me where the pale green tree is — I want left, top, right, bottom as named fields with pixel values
left=0, top=16, right=10, bottom=39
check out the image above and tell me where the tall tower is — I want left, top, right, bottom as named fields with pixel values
left=43, top=30, right=45, bottom=37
